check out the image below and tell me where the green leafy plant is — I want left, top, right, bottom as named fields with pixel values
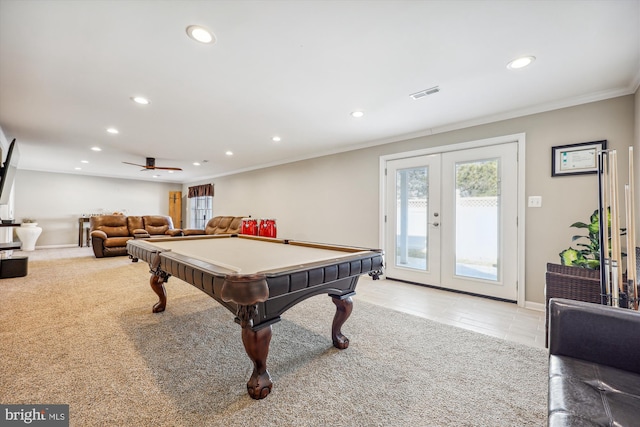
left=559, top=208, right=624, bottom=270
left=22, top=218, right=37, bottom=223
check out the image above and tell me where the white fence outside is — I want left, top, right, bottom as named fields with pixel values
left=397, top=196, right=498, bottom=279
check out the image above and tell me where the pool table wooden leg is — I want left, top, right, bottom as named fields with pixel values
left=150, top=273, right=167, bottom=313
left=331, top=295, right=353, bottom=349
left=242, top=325, right=273, bottom=399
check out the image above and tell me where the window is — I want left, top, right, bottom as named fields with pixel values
left=188, top=184, right=213, bottom=228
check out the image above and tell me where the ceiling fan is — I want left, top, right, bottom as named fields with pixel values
left=122, top=157, right=182, bottom=171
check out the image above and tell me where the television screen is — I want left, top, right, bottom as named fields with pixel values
left=0, top=138, right=19, bottom=205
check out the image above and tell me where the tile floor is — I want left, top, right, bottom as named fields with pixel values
left=356, top=275, right=547, bottom=349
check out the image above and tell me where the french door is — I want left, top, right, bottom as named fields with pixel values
left=384, top=143, right=519, bottom=301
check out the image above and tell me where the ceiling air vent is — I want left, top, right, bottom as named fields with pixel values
left=409, top=86, right=440, bottom=100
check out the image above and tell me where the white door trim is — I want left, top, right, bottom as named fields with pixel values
left=379, top=133, right=527, bottom=306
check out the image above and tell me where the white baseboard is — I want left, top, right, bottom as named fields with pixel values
left=524, top=301, right=545, bottom=312
left=33, top=244, right=79, bottom=249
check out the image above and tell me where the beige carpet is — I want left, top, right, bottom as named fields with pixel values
left=0, top=248, right=548, bottom=426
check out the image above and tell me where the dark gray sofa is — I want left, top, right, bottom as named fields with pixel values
left=548, top=298, right=640, bottom=426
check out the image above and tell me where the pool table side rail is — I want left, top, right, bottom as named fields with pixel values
left=127, top=238, right=384, bottom=329
left=237, top=234, right=381, bottom=252
left=127, top=239, right=164, bottom=263
left=131, top=233, right=384, bottom=253
left=160, top=250, right=383, bottom=328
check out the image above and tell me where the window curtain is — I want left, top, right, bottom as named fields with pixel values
left=187, top=184, right=214, bottom=198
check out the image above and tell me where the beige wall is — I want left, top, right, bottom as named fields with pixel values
left=186, top=95, right=636, bottom=305
left=13, top=170, right=181, bottom=246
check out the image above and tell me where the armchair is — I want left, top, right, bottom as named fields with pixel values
left=90, top=215, right=131, bottom=258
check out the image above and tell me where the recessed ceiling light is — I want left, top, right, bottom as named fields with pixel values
left=186, top=25, right=215, bottom=44
left=152, top=174, right=160, bottom=178
left=351, top=111, right=364, bottom=118
left=272, top=136, right=281, bottom=142
left=225, top=151, right=233, bottom=156
left=106, top=127, right=119, bottom=134
left=168, top=170, right=174, bottom=174
left=81, top=160, right=89, bottom=164
left=507, top=56, right=536, bottom=70
left=131, top=96, right=150, bottom=105
left=91, top=147, right=102, bottom=151
left=193, top=162, right=201, bottom=166
left=75, top=167, right=82, bottom=170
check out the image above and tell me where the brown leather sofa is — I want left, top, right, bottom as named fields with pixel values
left=90, top=215, right=181, bottom=258
left=182, top=216, right=244, bottom=236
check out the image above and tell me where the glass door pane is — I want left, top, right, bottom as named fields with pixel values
left=396, top=167, right=428, bottom=271
left=440, top=142, right=518, bottom=301
left=385, top=154, right=441, bottom=285
left=454, top=159, right=499, bottom=281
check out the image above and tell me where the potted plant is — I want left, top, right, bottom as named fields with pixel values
left=559, top=208, right=623, bottom=270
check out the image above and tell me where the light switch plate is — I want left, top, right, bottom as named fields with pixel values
left=528, top=196, right=542, bottom=208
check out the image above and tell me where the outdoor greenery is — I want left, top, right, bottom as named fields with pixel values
left=456, top=161, right=498, bottom=197
left=396, top=160, right=498, bottom=200
left=397, top=168, right=428, bottom=199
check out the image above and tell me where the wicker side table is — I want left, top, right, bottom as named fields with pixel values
left=544, top=263, right=601, bottom=347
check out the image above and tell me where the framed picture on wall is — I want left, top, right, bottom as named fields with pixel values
left=551, top=140, right=607, bottom=177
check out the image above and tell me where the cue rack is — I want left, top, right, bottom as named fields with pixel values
left=598, top=147, right=639, bottom=310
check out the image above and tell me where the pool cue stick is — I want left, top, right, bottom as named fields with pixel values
left=599, top=150, right=611, bottom=305
left=610, top=150, right=621, bottom=307
left=614, top=151, right=626, bottom=297
left=625, top=184, right=638, bottom=310
left=628, top=147, right=638, bottom=310
left=604, top=151, right=612, bottom=303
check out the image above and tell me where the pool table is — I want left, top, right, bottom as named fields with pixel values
left=126, top=234, right=384, bottom=399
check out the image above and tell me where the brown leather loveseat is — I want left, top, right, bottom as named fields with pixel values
left=90, top=215, right=180, bottom=258
left=182, top=216, right=244, bottom=236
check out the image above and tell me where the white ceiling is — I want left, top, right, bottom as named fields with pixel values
left=0, top=0, right=639, bottom=183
